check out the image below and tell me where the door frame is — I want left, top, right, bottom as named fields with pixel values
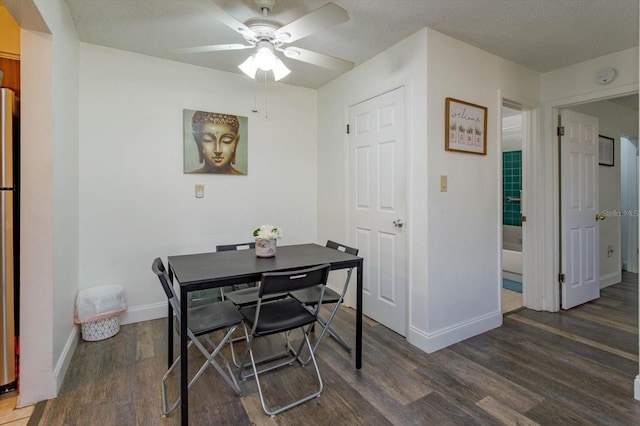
left=540, top=83, right=639, bottom=312
left=498, top=91, right=540, bottom=310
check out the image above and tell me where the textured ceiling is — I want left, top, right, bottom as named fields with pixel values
left=60, top=0, right=639, bottom=89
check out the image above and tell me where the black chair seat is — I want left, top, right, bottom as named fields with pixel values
left=187, top=300, right=244, bottom=336
left=240, top=298, right=316, bottom=336
left=225, top=287, right=287, bottom=307
left=290, top=285, right=341, bottom=305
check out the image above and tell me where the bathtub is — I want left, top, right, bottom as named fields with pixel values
left=502, top=225, right=522, bottom=282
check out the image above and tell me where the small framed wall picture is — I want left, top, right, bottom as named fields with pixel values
left=445, top=97, right=488, bottom=155
left=598, top=135, right=614, bottom=166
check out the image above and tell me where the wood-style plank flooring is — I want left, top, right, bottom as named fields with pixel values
left=30, top=272, right=640, bottom=425
left=0, top=393, right=33, bottom=425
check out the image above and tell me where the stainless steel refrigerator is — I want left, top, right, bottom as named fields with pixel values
left=0, top=88, right=18, bottom=393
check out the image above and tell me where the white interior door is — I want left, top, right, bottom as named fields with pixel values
left=349, top=87, right=406, bottom=335
left=560, top=109, right=600, bottom=309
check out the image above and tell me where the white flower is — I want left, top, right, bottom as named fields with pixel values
left=253, top=224, right=282, bottom=240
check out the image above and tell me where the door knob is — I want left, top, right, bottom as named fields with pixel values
left=595, top=213, right=606, bottom=221
left=393, top=219, right=404, bottom=228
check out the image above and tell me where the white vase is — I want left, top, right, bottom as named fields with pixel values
left=255, top=238, right=277, bottom=257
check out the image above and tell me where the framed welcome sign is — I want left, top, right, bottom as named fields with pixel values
left=445, top=97, right=487, bottom=155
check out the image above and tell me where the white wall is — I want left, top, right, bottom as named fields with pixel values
left=423, top=29, right=539, bottom=351
left=49, top=0, right=80, bottom=392
left=19, top=24, right=56, bottom=407
left=621, top=137, right=639, bottom=273
left=318, top=27, right=540, bottom=355
left=317, top=28, right=428, bottom=317
left=536, top=47, right=639, bottom=311
left=16, top=0, right=79, bottom=407
left=567, top=99, right=638, bottom=287
left=78, top=45, right=318, bottom=321
left=537, top=47, right=639, bottom=399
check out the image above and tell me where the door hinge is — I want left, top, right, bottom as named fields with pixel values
left=557, top=126, right=565, bottom=136
left=521, top=215, right=527, bottom=222
left=559, top=273, right=566, bottom=283
left=346, top=124, right=350, bottom=134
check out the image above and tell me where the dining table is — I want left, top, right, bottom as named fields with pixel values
left=167, top=243, right=364, bottom=425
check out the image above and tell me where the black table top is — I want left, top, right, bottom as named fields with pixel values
left=168, top=243, right=362, bottom=291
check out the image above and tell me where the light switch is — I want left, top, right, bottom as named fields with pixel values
left=195, top=184, right=204, bottom=198
left=440, top=175, right=448, bottom=192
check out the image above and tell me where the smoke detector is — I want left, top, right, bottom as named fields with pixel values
left=595, top=67, right=617, bottom=85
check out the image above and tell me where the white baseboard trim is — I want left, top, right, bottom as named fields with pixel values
left=120, top=302, right=167, bottom=325
left=407, top=310, right=502, bottom=354
left=635, top=375, right=640, bottom=400
left=600, top=272, right=622, bottom=289
left=53, top=325, right=79, bottom=394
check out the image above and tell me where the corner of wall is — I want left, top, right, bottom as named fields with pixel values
left=54, top=325, right=79, bottom=393
left=407, top=311, right=502, bottom=353
left=119, top=302, right=167, bottom=325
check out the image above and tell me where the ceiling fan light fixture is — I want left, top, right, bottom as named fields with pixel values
left=238, top=55, right=258, bottom=78
left=272, top=58, right=291, bottom=81
left=254, top=42, right=276, bottom=70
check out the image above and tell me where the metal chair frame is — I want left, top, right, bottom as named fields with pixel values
left=237, top=264, right=331, bottom=416
left=152, top=258, right=248, bottom=416
left=289, top=240, right=358, bottom=362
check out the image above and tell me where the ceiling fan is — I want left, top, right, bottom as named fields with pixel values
left=175, top=0, right=354, bottom=81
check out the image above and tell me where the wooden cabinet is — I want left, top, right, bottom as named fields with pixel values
left=0, top=3, right=20, bottom=97
left=0, top=58, right=19, bottom=98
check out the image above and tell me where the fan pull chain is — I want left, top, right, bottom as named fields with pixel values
left=251, top=76, right=259, bottom=113
left=264, top=70, right=269, bottom=121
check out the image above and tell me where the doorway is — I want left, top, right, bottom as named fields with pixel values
left=501, top=104, right=524, bottom=313
left=557, top=93, right=639, bottom=308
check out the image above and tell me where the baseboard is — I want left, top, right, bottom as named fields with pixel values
left=407, top=310, right=502, bottom=354
left=50, top=303, right=166, bottom=396
left=600, top=272, right=621, bottom=289
left=635, top=375, right=640, bottom=400
left=53, top=325, right=79, bottom=394
left=120, top=301, right=167, bottom=325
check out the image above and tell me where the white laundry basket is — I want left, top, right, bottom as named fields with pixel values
left=75, top=285, right=127, bottom=341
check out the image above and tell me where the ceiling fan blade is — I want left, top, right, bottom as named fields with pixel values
left=172, top=44, right=255, bottom=54
left=283, top=47, right=354, bottom=73
left=274, top=3, right=349, bottom=43
left=193, top=0, right=257, bottom=41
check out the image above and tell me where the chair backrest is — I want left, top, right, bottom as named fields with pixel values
left=216, top=242, right=255, bottom=252
left=326, top=240, right=359, bottom=256
left=152, top=257, right=181, bottom=315
left=259, top=264, right=331, bottom=298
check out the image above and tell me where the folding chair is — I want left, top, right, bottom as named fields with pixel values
left=289, top=240, right=358, bottom=359
left=237, top=264, right=331, bottom=416
left=220, top=242, right=288, bottom=308
left=152, top=258, right=248, bottom=416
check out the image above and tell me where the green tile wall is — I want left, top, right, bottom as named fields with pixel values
left=503, top=150, right=522, bottom=226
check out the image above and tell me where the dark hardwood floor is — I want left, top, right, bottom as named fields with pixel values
left=31, top=272, right=639, bottom=425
